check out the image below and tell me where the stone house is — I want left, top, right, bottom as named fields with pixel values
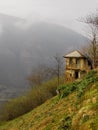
left=64, top=50, right=92, bottom=80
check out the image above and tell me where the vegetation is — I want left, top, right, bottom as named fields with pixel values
left=81, top=11, right=98, bottom=68
left=58, top=70, right=98, bottom=98
left=0, top=77, right=64, bottom=121
left=0, top=70, right=98, bottom=130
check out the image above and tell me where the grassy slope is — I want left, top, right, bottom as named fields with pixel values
left=0, top=71, right=98, bottom=130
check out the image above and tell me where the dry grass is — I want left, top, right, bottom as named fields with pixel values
left=0, top=74, right=98, bottom=130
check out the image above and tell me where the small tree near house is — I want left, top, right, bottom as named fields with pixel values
left=53, top=54, right=64, bottom=86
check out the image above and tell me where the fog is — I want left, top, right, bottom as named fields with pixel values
left=0, top=13, right=88, bottom=90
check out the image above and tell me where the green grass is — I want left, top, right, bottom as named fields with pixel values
left=0, top=70, right=98, bottom=130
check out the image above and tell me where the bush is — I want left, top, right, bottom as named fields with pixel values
left=59, top=114, right=72, bottom=130
left=58, top=70, right=98, bottom=99
left=58, top=81, right=80, bottom=98
left=77, top=70, right=98, bottom=97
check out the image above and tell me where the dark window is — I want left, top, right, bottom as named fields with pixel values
left=69, top=58, right=72, bottom=64
left=75, top=71, right=78, bottom=79
left=76, top=59, right=80, bottom=65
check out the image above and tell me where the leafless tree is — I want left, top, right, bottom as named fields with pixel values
left=80, top=11, right=98, bottom=68
left=27, top=54, right=64, bottom=87
left=27, top=64, right=52, bottom=87
left=53, top=54, right=64, bottom=86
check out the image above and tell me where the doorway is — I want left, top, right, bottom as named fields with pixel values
left=75, top=71, right=79, bottom=79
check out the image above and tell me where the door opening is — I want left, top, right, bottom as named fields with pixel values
left=75, top=71, right=79, bottom=79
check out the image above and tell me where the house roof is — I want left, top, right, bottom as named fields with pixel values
left=64, top=50, right=85, bottom=58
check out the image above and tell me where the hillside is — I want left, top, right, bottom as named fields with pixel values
left=0, top=70, right=98, bottom=130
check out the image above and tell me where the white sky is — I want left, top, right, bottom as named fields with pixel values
left=0, top=0, right=98, bottom=35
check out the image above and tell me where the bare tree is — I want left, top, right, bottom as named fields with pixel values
left=53, top=54, right=64, bottom=86
left=81, top=11, right=98, bottom=68
left=27, top=54, right=64, bottom=87
left=90, top=33, right=98, bottom=68
left=84, top=13, right=98, bottom=27
left=27, top=64, right=52, bottom=87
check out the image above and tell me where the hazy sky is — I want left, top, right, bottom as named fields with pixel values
left=0, top=0, right=98, bottom=35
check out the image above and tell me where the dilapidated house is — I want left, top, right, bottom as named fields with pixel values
left=64, top=50, right=92, bottom=80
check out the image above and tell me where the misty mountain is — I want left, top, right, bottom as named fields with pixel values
left=0, top=13, right=89, bottom=99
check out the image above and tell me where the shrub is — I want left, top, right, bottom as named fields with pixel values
left=58, top=70, right=98, bottom=99
left=58, top=81, right=80, bottom=98
left=77, top=70, right=98, bottom=97
left=59, top=114, right=72, bottom=130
